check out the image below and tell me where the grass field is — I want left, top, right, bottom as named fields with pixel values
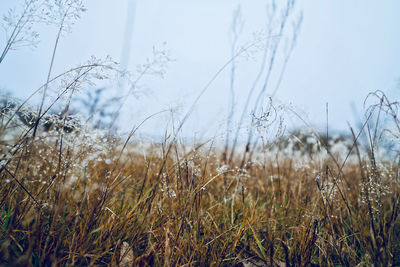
left=1, top=1, right=399, bottom=266
left=0, top=91, right=399, bottom=266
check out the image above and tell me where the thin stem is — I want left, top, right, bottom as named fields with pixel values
left=33, top=6, right=70, bottom=138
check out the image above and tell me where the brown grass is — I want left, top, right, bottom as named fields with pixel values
left=0, top=108, right=399, bottom=267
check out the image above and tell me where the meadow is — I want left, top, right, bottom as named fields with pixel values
left=1, top=91, right=399, bottom=267
left=1, top=1, right=400, bottom=266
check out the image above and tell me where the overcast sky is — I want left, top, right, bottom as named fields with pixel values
left=0, top=0, right=399, bottom=139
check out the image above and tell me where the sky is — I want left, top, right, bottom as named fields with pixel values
left=0, top=0, right=399, bottom=139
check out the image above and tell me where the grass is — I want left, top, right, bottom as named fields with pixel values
left=0, top=94, right=399, bottom=266
left=0, top=1, right=399, bottom=265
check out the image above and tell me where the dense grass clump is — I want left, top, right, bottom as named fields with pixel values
left=0, top=92, right=399, bottom=266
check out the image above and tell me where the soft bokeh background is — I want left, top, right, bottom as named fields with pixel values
left=0, top=0, right=399, bottom=139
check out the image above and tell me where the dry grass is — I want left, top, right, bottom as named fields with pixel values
left=1, top=1, right=398, bottom=266
left=0, top=97, right=399, bottom=267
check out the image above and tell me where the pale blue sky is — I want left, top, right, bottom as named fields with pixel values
left=0, top=0, right=399, bottom=138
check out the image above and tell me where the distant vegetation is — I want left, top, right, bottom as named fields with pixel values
left=1, top=0, right=399, bottom=266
